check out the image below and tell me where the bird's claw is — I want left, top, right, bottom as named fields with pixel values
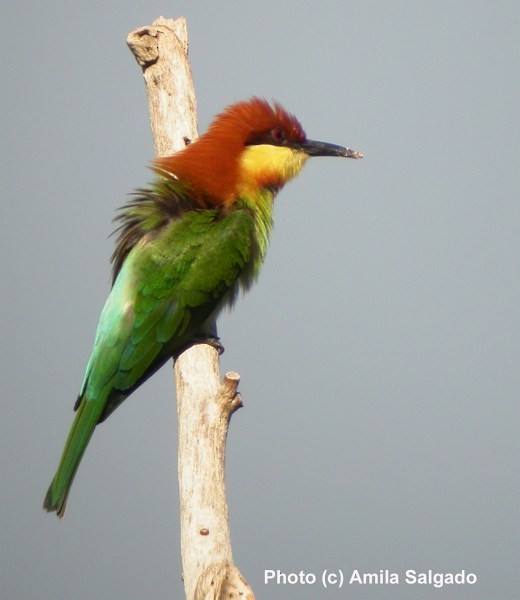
left=193, top=333, right=225, bottom=355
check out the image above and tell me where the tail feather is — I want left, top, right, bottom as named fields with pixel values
left=43, top=395, right=106, bottom=517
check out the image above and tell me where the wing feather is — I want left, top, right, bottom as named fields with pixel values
left=79, top=206, right=255, bottom=422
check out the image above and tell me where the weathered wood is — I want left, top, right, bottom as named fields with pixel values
left=127, top=16, right=197, bottom=156
left=127, top=16, right=254, bottom=599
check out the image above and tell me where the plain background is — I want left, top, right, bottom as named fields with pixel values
left=2, top=2, right=518, bottom=598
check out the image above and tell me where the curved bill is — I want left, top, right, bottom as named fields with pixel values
left=301, top=139, right=363, bottom=159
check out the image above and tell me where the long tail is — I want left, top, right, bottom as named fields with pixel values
left=43, top=396, right=105, bottom=517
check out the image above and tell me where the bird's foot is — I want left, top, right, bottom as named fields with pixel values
left=193, top=333, right=225, bottom=355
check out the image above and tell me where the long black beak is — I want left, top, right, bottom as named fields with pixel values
left=301, top=138, right=363, bottom=159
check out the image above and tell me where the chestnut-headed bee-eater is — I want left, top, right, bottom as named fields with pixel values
left=44, top=97, right=362, bottom=516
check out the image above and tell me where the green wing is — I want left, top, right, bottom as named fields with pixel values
left=44, top=206, right=255, bottom=515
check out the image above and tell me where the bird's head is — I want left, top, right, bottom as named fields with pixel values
left=155, top=97, right=362, bottom=207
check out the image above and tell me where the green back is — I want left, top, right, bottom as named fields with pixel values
left=80, top=204, right=260, bottom=420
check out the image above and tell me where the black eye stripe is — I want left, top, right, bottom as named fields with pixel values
left=246, top=128, right=287, bottom=146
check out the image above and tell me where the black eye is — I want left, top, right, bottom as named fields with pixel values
left=271, top=127, right=285, bottom=143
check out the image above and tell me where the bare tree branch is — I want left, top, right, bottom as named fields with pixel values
left=127, top=16, right=254, bottom=600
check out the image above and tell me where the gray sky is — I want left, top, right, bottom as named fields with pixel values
left=2, top=1, right=519, bottom=598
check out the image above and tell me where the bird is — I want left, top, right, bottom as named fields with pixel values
left=43, top=97, right=362, bottom=516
